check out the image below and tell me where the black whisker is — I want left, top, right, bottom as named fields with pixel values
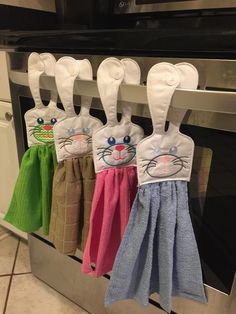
left=142, top=159, right=156, bottom=163
left=126, top=147, right=136, bottom=152
left=98, top=153, right=112, bottom=160
left=97, top=147, right=112, bottom=150
left=59, top=140, right=73, bottom=145
left=172, top=156, right=189, bottom=162
left=97, top=148, right=113, bottom=155
left=60, top=142, right=72, bottom=149
left=173, top=162, right=187, bottom=169
left=142, top=163, right=157, bottom=169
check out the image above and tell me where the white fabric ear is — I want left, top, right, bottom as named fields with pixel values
left=93, top=57, right=144, bottom=173
left=147, top=62, right=180, bottom=134
left=168, top=62, right=198, bottom=131
left=25, top=52, right=66, bottom=147
left=40, top=53, right=58, bottom=109
left=53, top=57, right=103, bottom=162
left=120, top=58, right=141, bottom=121
left=28, top=52, right=45, bottom=109
left=97, top=57, right=124, bottom=126
left=136, top=62, right=199, bottom=184
left=77, top=59, right=93, bottom=116
left=55, top=56, right=80, bottom=117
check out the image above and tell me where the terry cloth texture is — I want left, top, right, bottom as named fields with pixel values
left=4, top=145, right=57, bottom=235
left=105, top=181, right=207, bottom=313
left=49, top=155, right=96, bottom=255
left=82, top=166, right=138, bottom=277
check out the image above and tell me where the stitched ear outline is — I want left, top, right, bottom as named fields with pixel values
left=28, top=52, right=45, bottom=109
left=55, top=56, right=80, bottom=117
left=168, top=62, right=199, bottom=131
left=28, top=52, right=58, bottom=109
left=120, top=58, right=141, bottom=121
left=55, top=57, right=93, bottom=117
left=40, top=53, right=58, bottom=109
left=97, top=57, right=124, bottom=126
left=147, top=62, right=180, bottom=134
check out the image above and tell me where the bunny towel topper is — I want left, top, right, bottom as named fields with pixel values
left=93, top=57, right=144, bottom=173
left=105, top=63, right=207, bottom=313
left=25, top=52, right=66, bottom=147
left=53, top=56, right=103, bottom=162
left=81, top=57, right=144, bottom=277
left=137, top=62, right=199, bottom=185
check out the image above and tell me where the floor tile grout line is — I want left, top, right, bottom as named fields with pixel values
left=3, top=238, right=20, bottom=314
left=0, top=274, right=12, bottom=278
left=13, top=272, right=32, bottom=276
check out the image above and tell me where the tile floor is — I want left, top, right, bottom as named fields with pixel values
left=0, top=227, right=89, bottom=314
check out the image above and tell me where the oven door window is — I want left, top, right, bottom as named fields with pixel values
left=183, top=124, right=236, bottom=295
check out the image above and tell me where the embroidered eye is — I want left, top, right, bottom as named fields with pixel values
left=37, top=118, right=44, bottom=125
left=169, top=146, right=177, bottom=155
left=83, top=127, right=90, bottom=134
left=68, top=128, right=75, bottom=135
left=51, top=118, right=57, bottom=125
left=108, top=137, right=116, bottom=145
left=123, top=135, right=130, bottom=144
left=154, top=148, right=161, bottom=156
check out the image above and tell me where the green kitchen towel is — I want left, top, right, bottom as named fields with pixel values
left=4, top=144, right=57, bottom=235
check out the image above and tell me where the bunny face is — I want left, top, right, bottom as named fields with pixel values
left=54, top=116, right=102, bottom=162
left=25, top=107, right=66, bottom=146
left=93, top=120, right=144, bottom=173
left=137, top=131, right=194, bottom=184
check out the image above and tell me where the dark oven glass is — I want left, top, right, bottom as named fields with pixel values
left=182, top=124, right=236, bottom=295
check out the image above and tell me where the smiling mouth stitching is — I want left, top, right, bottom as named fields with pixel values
left=113, top=152, right=127, bottom=161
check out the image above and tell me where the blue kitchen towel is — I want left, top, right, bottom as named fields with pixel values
left=105, top=181, right=207, bottom=313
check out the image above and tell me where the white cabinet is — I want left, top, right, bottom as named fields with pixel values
left=0, top=52, right=26, bottom=238
left=0, top=101, right=27, bottom=238
left=0, top=52, right=11, bottom=101
left=0, top=101, right=19, bottom=214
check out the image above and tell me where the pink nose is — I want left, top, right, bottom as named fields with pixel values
left=159, top=155, right=170, bottom=163
left=43, top=125, right=52, bottom=131
left=115, top=144, right=125, bottom=152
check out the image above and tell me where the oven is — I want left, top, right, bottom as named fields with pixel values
left=6, top=49, right=236, bottom=314
left=114, top=0, right=236, bottom=14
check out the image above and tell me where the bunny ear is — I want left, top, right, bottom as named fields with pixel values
left=168, top=63, right=199, bottom=130
left=97, top=57, right=124, bottom=126
left=39, top=53, right=58, bottom=109
left=77, top=59, right=93, bottom=116
left=55, top=56, right=80, bottom=117
left=28, top=52, right=45, bottom=109
left=40, top=53, right=56, bottom=76
left=147, top=62, right=180, bottom=134
left=120, top=58, right=141, bottom=121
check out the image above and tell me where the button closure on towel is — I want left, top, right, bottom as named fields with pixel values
left=110, top=67, right=123, bottom=80
left=166, top=74, right=179, bottom=86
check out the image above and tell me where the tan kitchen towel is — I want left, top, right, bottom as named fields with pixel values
left=49, top=154, right=95, bottom=255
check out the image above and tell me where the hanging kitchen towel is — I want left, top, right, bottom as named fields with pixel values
left=49, top=56, right=103, bottom=255
left=105, top=62, right=207, bottom=313
left=82, top=57, right=144, bottom=277
left=4, top=53, right=66, bottom=235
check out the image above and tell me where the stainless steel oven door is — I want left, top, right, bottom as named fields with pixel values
left=114, top=0, right=236, bottom=14
left=8, top=51, right=236, bottom=314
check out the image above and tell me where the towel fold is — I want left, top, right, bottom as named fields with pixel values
left=82, top=166, right=138, bottom=277
left=49, top=155, right=95, bottom=255
left=105, top=181, right=207, bottom=313
left=4, top=144, right=57, bottom=234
